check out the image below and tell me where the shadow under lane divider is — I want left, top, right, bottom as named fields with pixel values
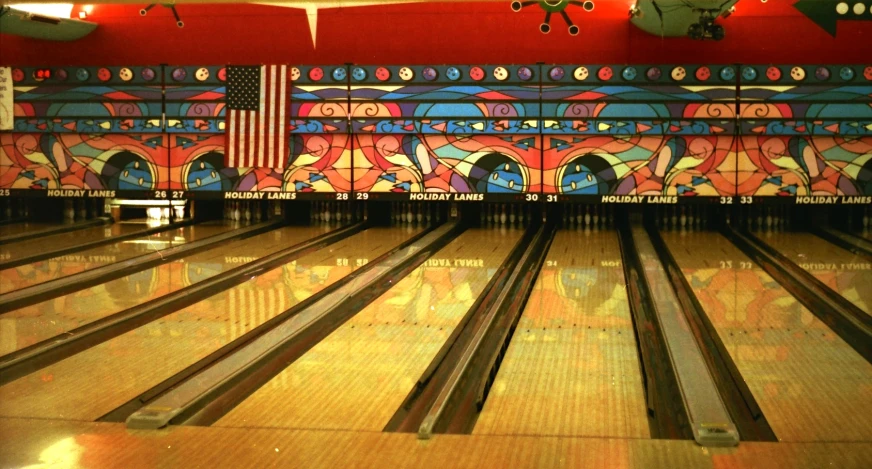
left=123, top=221, right=465, bottom=430
left=0, top=221, right=366, bottom=386
left=0, top=218, right=283, bottom=313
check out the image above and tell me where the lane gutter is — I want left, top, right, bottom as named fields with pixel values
left=385, top=223, right=540, bottom=433
left=123, top=221, right=465, bottom=429
left=0, top=218, right=196, bottom=270
left=616, top=215, right=693, bottom=440
left=0, top=221, right=365, bottom=386
left=0, top=218, right=284, bottom=313
left=415, top=222, right=554, bottom=438
left=0, top=217, right=113, bottom=244
left=814, top=226, right=872, bottom=259
left=722, top=226, right=872, bottom=364
left=646, top=223, right=777, bottom=443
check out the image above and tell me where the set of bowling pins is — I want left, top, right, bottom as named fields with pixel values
left=560, top=204, right=612, bottom=229
left=479, top=203, right=531, bottom=227
left=147, top=206, right=175, bottom=221
left=2, top=199, right=29, bottom=220
left=63, top=199, right=99, bottom=221
left=224, top=201, right=264, bottom=222
left=746, top=207, right=791, bottom=231
left=310, top=201, right=355, bottom=223
left=653, top=206, right=708, bottom=231
left=391, top=202, right=442, bottom=226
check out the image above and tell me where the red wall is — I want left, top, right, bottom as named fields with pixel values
left=1, top=1, right=870, bottom=66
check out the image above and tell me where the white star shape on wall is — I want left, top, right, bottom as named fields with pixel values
left=255, top=1, right=431, bottom=48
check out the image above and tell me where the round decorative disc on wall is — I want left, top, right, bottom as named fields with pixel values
left=422, top=67, right=438, bottom=81
left=331, top=67, right=347, bottom=81
left=517, top=66, right=533, bottom=81
left=141, top=67, right=156, bottom=81
left=351, top=67, right=367, bottom=81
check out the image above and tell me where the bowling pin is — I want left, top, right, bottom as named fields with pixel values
left=592, top=206, right=600, bottom=227
left=425, top=204, right=432, bottom=224
left=363, top=204, right=369, bottom=221
left=233, top=202, right=241, bottom=221
left=64, top=200, right=75, bottom=221
left=510, top=204, right=517, bottom=225
left=500, top=204, right=507, bottom=225
left=680, top=207, right=687, bottom=229
left=417, top=204, right=423, bottom=224
left=518, top=205, right=525, bottom=226
left=406, top=203, right=413, bottom=224
left=584, top=206, right=591, bottom=226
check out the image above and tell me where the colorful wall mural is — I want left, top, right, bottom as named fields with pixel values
left=1, top=63, right=870, bottom=204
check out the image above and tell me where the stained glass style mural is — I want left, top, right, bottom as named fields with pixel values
left=1, top=64, right=870, bottom=205
left=349, top=65, right=541, bottom=201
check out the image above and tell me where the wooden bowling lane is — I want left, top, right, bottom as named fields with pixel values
left=214, top=228, right=523, bottom=431
left=0, top=227, right=418, bottom=421
left=663, top=231, right=872, bottom=443
left=473, top=230, right=650, bottom=439
left=757, top=231, right=871, bottom=316
left=0, top=225, right=332, bottom=357
left=0, top=222, right=55, bottom=238
left=0, top=222, right=238, bottom=293
left=0, top=222, right=154, bottom=262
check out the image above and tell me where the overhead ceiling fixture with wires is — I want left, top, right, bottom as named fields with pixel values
left=140, top=2, right=183, bottom=28
left=687, top=8, right=724, bottom=40
left=511, top=0, right=595, bottom=36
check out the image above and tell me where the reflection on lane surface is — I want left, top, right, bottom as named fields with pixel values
left=0, top=222, right=240, bottom=293
left=757, top=231, right=871, bottom=316
left=0, top=222, right=153, bottom=262
left=0, top=227, right=419, bottom=421
left=474, top=230, right=650, bottom=439
left=0, top=225, right=332, bottom=357
left=663, top=230, right=872, bottom=443
left=214, top=228, right=522, bottom=431
left=0, top=222, right=56, bottom=238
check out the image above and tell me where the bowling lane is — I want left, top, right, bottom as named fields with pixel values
left=756, top=231, right=871, bottom=316
left=0, top=227, right=420, bottom=420
left=0, top=222, right=57, bottom=238
left=215, top=228, right=523, bottom=431
left=663, top=231, right=872, bottom=442
left=473, top=230, right=650, bottom=439
left=0, top=222, right=241, bottom=293
left=0, top=221, right=163, bottom=263
left=0, top=224, right=332, bottom=357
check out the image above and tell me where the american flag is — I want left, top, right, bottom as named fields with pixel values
left=225, top=65, right=289, bottom=169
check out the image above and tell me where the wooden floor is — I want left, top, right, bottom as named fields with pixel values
left=0, top=226, right=417, bottom=421
left=758, top=231, right=871, bottom=315
left=0, top=222, right=237, bottom=293
left=0, top=222, right=150, bottom=262
left=1, top=417, right=870, bottom=469
left=663, top=230, right=872, bottom=443
left=0, top=224, right=331, bottom=357
left=474, top=229, right=650, bottom=439
left=215, top=228, right=522, bottom=431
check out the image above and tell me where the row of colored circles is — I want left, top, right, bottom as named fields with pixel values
left=13, top=65, right=872, bottom=83
left=11, top=67, right=224, bottom=82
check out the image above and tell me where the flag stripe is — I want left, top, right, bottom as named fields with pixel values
left=224, top=65, right=289, bottom=169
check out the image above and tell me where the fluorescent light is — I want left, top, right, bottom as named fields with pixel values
left=8, top=3, right=73, bottom=18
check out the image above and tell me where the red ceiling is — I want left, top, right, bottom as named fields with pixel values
left=0, top=1, right=869, bottom=66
